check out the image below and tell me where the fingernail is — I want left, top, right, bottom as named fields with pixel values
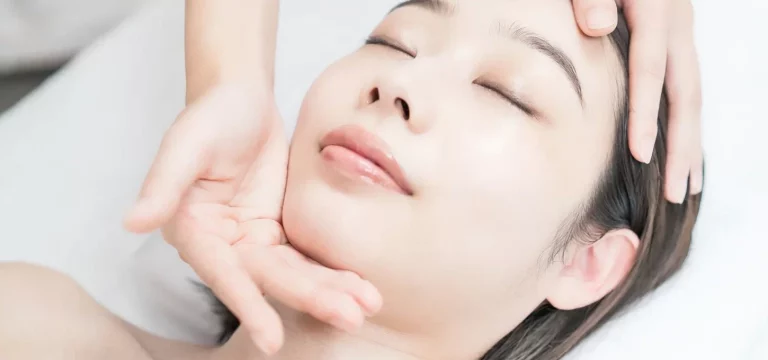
left=639, top=134, right=656, bottom=164
left=587, top=7, right=615, bottom=30
left=669, top=180, right=688, bottom=205
left=690, top=174, right=703, bottom=194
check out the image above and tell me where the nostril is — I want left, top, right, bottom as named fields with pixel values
left=396, top=98, right=410, bottom=121
left=368, top=88, right=380, bottom=104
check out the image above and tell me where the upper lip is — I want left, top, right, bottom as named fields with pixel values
left=319, top=124, right=413, bottom=195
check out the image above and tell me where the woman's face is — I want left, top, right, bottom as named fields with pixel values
left=283, top=0, right=624, bottom=347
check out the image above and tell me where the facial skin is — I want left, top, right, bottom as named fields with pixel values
left=281, top=0, right=629, bottom=358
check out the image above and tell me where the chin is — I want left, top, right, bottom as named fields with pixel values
left=281, top=164, right=415, bottom=279
left=283, top=179, right=375, bottom=273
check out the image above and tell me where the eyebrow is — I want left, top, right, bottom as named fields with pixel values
left=391, top=0, right=584, bottom=103
left=391, top=0, right=454, bottom=15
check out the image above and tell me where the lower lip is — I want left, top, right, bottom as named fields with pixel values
left=321, top=145, right=406, bottom=194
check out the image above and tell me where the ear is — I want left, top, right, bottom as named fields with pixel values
left=547, top=229, right=639, bottom=310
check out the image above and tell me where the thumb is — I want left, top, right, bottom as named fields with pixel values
left=124, top=116, right=207, bottom=233
left=572, top=0, right=618, bottom=36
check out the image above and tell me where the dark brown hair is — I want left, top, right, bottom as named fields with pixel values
left=479, top=12, right=703, bottom=360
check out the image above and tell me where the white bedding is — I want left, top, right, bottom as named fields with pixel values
left=0, top=0, right=150, bottom=73
left=0, top=0, right=766, bottom=358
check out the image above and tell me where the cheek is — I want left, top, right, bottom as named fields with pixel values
left=435, top=119, right=564, bottom=234
left=411, top=122, right=565, bottom=286
left=294, top=55, right=368, bottom=137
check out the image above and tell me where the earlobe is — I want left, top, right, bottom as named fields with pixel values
left=547, top=229, right=639, bottom=310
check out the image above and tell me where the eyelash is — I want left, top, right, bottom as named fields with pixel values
left=364, top=36, right=535, bottom=117
left=365, top=35, right=416, bottom=57
left=475, top=82, right=535, bottom=116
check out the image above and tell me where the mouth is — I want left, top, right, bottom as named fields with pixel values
left=319, top=124, right=413, bottom=195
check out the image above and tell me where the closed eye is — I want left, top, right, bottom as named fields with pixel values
left=365, top=35, right=417, bottom=58
left=474, top=81, right=536, bottom=117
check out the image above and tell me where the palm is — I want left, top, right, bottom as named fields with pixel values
left=126, top=85, right=380, bottom=353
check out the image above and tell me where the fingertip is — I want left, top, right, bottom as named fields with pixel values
left=666, top=179, right=687, bottom=205
left=124, top=197, right=171, bottom=233
left=247, top=314, right=284, bottom=355
left=665, top=162, right=689, bottom=204
left=637, top=132, right=657, bottom=164
left=689, top=178, right=702, bottom=195
left=254, top=334, right=282, bottom=356
left=628, top=110, right=659, bottom=165
left=319, top=292, right=365, bottom=332
left=122, top=200, right=156, bottom=233
left=574, top=0, right=618, bottom=36
left=242, top=298, right=284, bottom=355
left=333, top=303, right=366, bottom=333
left=361, top=282, right=383, bottom=316
left=689, top=165, right=704, bottom=195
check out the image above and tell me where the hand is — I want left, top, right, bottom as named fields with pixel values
left=123, top=84, right=382, bottom=354
left=572, top=0, right=703, bottom=203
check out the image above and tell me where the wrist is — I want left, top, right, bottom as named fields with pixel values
left=184, top=0, right=278, bottom=104
left=186, top=68, right=274, bottom=106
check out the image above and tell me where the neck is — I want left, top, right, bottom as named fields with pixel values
left=210, top=301, right=427, bottom=360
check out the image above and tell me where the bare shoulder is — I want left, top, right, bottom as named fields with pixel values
left=0, top=262, right=153, bottom=360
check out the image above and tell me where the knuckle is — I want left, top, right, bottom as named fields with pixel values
left=295, top=281, right=321, bottom=304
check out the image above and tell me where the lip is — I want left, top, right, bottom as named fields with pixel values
left=319, top=124, right=413, bottom=195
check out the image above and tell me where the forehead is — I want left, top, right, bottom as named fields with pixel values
left=395, top=0, right=584, bottom=42
left=392, top=0, right=624, bottom=102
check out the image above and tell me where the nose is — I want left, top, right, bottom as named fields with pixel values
left=362, top=71, right=431, bottom=133
left=364, top=87, right=410, bottom=121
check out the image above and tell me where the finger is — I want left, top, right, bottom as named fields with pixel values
left=664, top=37, right=696, bottom=203
left=230, top=119, right=289, bottom=222
left=685, top=96, right=703, bottom=197
left=293, top=257, right=383, bottom=317
left=664, top=1, right=703, bottom=197
left=663, top=113, right=691, bottom=204
left=624, top=0, right=670, bottom=164
left=237, top=218, right=288, bottom=247
left=689, top=146, right=703, bottom=195
left=183, top=238, right=284, bottom=354
left=257, top=246, right=366, bottom=332
left=123, top=114, right=207, bottom=233
left=268, top=245, right=382, bottom=315
left=572, top=0, right=619, bottom=36
left=242, top=245, right=366, bottom=332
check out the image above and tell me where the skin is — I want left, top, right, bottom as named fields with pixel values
left=5, top=1, right=640, bottom=360
left=282, top=1, right=637, bottom=357
left=123, top=0, right=702, bottom=352
left=572, top=0, right=703, bottom=203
